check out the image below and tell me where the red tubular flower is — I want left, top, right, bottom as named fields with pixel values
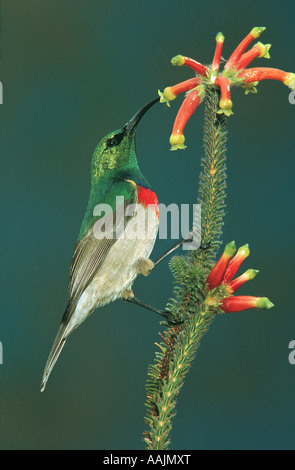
left=222, top=244, right=250, bottom=283
left=222, top=296, right=274, bottom=313
left=169, top=88, right=202, bottom=150
left=215, top=75, right=233, bottom=115
left=225, top=27, right=266, bottom=69
left=171, top=55, right=208, bottom=77
left=236, top=42, right=271, bottom=70
left=238, top=67, right=295, bottom=86
left=206, top=242, right=274, bottom=314
left=160, top=26, right=295, bottom=149
left=206, top=241, right=236, bottom=289
left=212, top=32, right=225, bottom=72
left=229, top=269, right=259, bottom=293
left=159, top=77, right=201, bottom=105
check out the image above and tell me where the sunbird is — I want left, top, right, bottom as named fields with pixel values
left=41, top=98, right=163, bottom=391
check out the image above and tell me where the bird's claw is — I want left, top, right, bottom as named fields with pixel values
left=121, top=289, right=135, bottom=301
left=160, top=311, right=183, bottom=327
left=136, top=258, right=155, bottom=276
left=199, top=240, right=211, bottom=250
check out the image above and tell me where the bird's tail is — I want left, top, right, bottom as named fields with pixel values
left=40, top=322, right=69, bottom=392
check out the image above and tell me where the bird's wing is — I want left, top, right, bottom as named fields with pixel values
left=68, top=228, right=114, bottom=302
left=67, top=181, right=137, bottom=311
left=41, top=181, right=140, bottom=392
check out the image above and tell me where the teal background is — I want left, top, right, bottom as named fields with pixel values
left=1, top=0, right=295, bottom=450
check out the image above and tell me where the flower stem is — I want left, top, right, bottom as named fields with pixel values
left=143, top=88, right=227, bottom=449
left=194, top=86, right=227, bottom=268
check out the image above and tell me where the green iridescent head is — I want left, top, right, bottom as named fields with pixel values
left=91, top=98, right=159, bottom=180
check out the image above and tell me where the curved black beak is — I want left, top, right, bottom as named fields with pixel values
left=124, top=97, right=160, bottom=135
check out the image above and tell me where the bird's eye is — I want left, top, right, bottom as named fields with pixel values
left=106, top=132, right=125, bottom=148
left=106, top=138, right=117, bottom=147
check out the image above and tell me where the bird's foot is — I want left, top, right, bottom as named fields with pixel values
left=160, top=311, right=183, bottom=327
left=136, top=258, right=155, bottom=276
left=199, top=240, right=211, bottom=250
left=121, top=289, right=135, bottom=301
left=122, top=295, right=182, bottom=326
